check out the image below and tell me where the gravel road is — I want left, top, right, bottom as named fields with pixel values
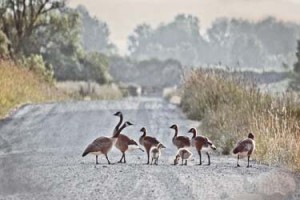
left=0, top=97, right=299, bottom=200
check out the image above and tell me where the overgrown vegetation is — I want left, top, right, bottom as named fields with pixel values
left=0, top=60, right=66, bottom=118
left=56, top=81, right=123, bottom=100
left=181, top=69, right=300, bottom=171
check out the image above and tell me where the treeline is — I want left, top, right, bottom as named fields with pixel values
left=0, top=1, right=113, bottom=84
left=128, top=15, right=300, bottom=69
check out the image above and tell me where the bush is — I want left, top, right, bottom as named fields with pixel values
left=18, top=54, right=54, bottom=82
left=181, top=68, right=300, bottom=171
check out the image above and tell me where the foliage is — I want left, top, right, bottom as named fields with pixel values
left=18, top=54, right=54, bottom=82
left=0, top=60, right=66, bottom=118
left=294, top=40, right=300, bottom=74
left=56, top=81, right=122, bottom=100
left=0, top=1, right=112, bottom=84
left=128, top=15, right=300, bottom=68
left=0, top=30, right=9, bottom=56
left=76, top=5, right=116, bottom=55
left=0, top=0, right=65, bottom=56
left=181, top=69, right=300, bottom=171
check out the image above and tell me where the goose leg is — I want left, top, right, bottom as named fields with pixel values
left=147, top=150, right=150, bottom=164
left=96, top=155, right=99, bottom=165
left=123, top=153, right=126, bottom=163
left=118, top=154, right=124, bottom=163
left=198, top=150, right=202, bottom=165
left=155, top=158, right=158, bottom=165
left=206, top=152, right=211, bottom=165
left=185, top=160, right=187, bottom=166
left=237, top=155, right=240, bottom=167
left=105, top=154, right=111, bottom=165
left=247, top=155, right=251, bottom=168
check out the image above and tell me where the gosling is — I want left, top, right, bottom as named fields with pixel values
left=174, top=148, right=193, bottom=166
left=233, top=133, right=255, bottom=168
left=150, top=143, right=166, bottom=165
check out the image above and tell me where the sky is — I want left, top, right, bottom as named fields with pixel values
left=68, top=0, right=300, bottom=55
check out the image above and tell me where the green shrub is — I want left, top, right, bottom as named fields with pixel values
left=18, top=54, right=54, bottom=82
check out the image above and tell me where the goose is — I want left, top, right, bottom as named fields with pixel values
left=174, top=148, right=193, bottom=165
left=150, top=143, right=166, bottom=165
left=233, top=133, right=255, bottom=168
left=82, top=121, right=133, bottom=164
left=170, top=124, right=191, bottom=149
left=113, top=112, right=143, bottom=163
left=188, top=128, right=216, bottom=165
left=139, top=127, right=164, bottom=164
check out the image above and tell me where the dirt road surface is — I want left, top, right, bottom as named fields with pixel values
left=0, top=97, right=299, bottom=200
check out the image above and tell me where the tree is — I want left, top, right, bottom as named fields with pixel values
left=0, top=0, right=65, bottom=56
left=294, top=40, right=300, bottom=74
left=76, top=5, right=116, bottom=55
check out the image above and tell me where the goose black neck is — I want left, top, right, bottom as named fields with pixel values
left=192, top=130, right=196, bottom=138
left=114, top=114, right=123, bottom=133
left=141, top=130, right=146, bottom=137
left=113, top=123, right=127, bottom=138
left=173, top=126, right=178, bottom=137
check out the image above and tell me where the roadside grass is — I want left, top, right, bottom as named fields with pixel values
left=181, top=68, right=300, bottom=171
left=0, top=60, right=67, bottom=118
left=55, top=81, right=123, bottom=100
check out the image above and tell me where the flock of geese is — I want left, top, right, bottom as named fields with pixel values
left=82, top=111, right=256, bottom=167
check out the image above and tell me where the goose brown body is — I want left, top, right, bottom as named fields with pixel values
left=82, top=121, right=132, bottom=164
left=170, top=124, right=191, bottom=149
left=113, top=112, right=143, bottom=163
left=188, top=128, right=216, bottom=165
left=233, top=133, right=255, bottom=167
left=139, top=127, right=163, bottom=164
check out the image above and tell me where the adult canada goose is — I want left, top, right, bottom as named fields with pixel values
left=150, top=143, right=166, bottom=165
left=82, top=121, right=133, bottom=165
left=139, top=127, right=164, bottom=164
left=233, top=133, right=255, bottom=168
left=113, top=111, right=143, bottom=163
left=188, top=128, right=216, bottom=165
left=174, top=148, right=193, bottom=165
left=170, top=124, right=191, bottom=149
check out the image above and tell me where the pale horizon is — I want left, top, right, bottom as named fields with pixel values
left=69, top=0, right=300, bottom=55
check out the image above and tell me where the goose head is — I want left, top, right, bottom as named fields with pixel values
left=124, top=121, right=133, bottom=127
left=140, top=127, right=146, bottom=133
left=113, top=111, right=123, bottom=117
left=174, top=154, right=180, bottom=165
left=169, top=124, right=178, bottom=130
left=248, top=133, right=254, bottom=140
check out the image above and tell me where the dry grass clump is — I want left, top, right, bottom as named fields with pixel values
left=181, top=68, right=300, bottom=171
left=56, top=81, right=123, bottom=100
left=0, top=60, right=66, bottom=118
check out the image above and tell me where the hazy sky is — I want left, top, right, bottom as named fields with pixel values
left=69, top=0, right=300, bottom=54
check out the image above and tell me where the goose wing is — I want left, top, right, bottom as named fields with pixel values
left=233, top=139, right=254, bottom=154
left=144, top=136, right=160, bottom=147
left=175, top=136, right=191, bottom=147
